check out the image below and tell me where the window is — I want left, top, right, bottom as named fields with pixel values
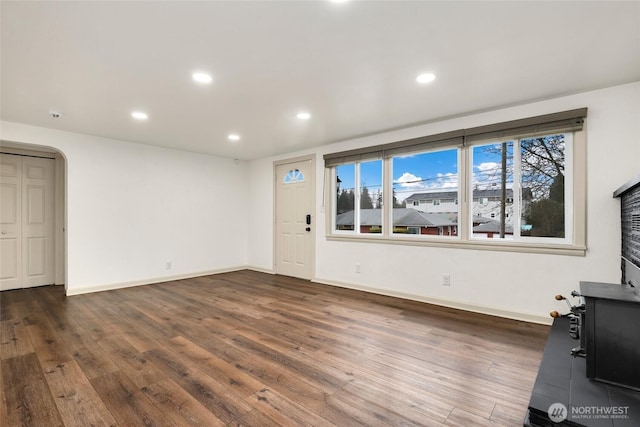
left=392, top=148, right=459, bottom=236
left=334, top=159, right=383, bottom=234
left=324, top=108, right=587, bottom=255
left=470, top=133, right=572, bottom=243
left=335, top=163, right=355, bottom=231
left=407, top=226, right=420, bottom=234
left=283, top=168, right=304, bottom=183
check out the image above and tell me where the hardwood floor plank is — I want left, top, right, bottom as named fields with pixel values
left=24, top=307, right=75, bottom=373
left=96, top=334, right=166, bottom=389
left=167, top=335, right=267, bottom=399
left=32, top=291, right=121, bottom=381
left=167, top=316, right=334, bottom=417
left=490, top=402, right=531, bottom=426
left=69, top=341, right=121, bottom=382
left=105, top=313, right=163, bottom=354
left=228, top=408, right=284, bottom=427
left=55, top=296, right=117, bottom=343
left=0, top=319, right=34, bottom=360
left=245, top=387, right=337, bottom=427
left=339, top=376, right=455, bottom=425
left=444, top=406, right=503, bottom=426
left=316, top=393, right=401, bottom=427
left=90, top=370, right=165, bottom=427
left=0, top=356, right=8, bottom=426
left=144, top=346, right=255, bottom=424
left=195, top=318, right=336, bottom=412
left=140, top=379, right=227, bottom=427
left=1, top=352, right=64, bottom=427
left=0, top=288, right=39, bottom=321
left=41, top=359, right=117, bottom=427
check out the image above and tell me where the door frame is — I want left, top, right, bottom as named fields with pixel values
left=1, top=141, right=67, bottom=290
left=273, top=154, right=316, bottom=280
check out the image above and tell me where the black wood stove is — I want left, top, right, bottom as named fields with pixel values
left=524, top=175, right=640, bottom=426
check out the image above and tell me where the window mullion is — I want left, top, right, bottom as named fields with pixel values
left=513, top=139, right=522, bottom=239
left=355, top=163, right=361, bottom=234
left=383, top=157, right=391, bottom=236
left=459, top=146, right=468, bottom=241
left=564, top=133, right=574, bottom=242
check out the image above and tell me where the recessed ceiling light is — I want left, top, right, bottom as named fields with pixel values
left=329, top=0, right=349, bottom=3
left=416, top=73, right=436, bottom=84
left=192, top=72, right=213, bottom=84
left=296, top=112, right=311, bottom=120
left=228, top=133, right=240, bottom=141
left=131, top=111, right=148, bottom=120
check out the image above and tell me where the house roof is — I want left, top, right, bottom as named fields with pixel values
left=404, top=191, right=458, bottom=202
left=336, top=209, right=457, bottom=227
left=472, top=219, right=513, bottom=234
left=336, top=208, right=515, bottom=233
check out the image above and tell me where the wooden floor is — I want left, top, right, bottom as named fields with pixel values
left=1, top=270, right=550, bottom=426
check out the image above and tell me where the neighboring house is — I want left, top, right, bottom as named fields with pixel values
left=404, top=188, right=530, bottom=226
left=336, top=208, right=458, bottom=236
left=472, top=218, right=514, bottom=238
left=404, top=190, right=459, bottom=214
left=336, top=207, right=514, bottom=238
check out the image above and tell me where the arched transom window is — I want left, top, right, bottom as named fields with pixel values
left=283, top=168, right=304, bottom=183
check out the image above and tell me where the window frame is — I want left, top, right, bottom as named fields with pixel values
left=468, top=133, right=574, bottom=245
left=324, top=109, right=587, bottom=256
left=332, top=160, right=385, bottom=237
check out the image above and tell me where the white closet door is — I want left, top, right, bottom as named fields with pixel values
left=1, top=154, right=55, bottom=290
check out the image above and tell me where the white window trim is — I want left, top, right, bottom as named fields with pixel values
left=468, top=133, right=574, bottom=245
left=325, top=128, right=587, bottom=257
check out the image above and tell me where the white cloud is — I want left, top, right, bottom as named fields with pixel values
left=436, top=172, right=458, bottom=188
left=394, top=172, right=424, bottom=188
left=393, top=171, right=460, bottom=201
left=476, top=162, right=499, bottom=172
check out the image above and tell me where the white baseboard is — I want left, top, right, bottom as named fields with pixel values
left=312, top=277, right=553, bottom=325
left=245, top=265, right=275, bottom=275
left=65, top=266, right=247, bottom=296
left=64, top=267, right=552, bottom=325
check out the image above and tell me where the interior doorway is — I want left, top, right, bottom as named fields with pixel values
left=0, top=143, right=66, bottom=291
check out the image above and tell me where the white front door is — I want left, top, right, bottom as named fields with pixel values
left=0, top=154, right=55, bottom=290
left=275, top=157, right=314, bottom=280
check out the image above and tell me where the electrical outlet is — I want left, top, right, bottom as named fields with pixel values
left=166, top=261, right=172, bottom=270
left=442, top=274, right=450, bottom=286
left=355, top=263, right=361, bottom=273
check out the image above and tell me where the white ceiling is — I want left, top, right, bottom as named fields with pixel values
left=2, top=1, right=639, bottom=160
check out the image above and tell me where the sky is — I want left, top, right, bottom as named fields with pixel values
left=336, top=145, right=512, bottom=201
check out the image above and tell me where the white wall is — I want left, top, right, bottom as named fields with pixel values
left=1, top=122, right=249, bottom=294
left=248, top=82, right=640, bottom=323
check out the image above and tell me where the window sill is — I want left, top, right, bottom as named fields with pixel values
left=325, top=234, right=587, bottom=256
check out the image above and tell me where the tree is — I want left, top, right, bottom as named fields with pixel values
left=520, top=135, right=565, bottom=201
left=337, top=189, right=354, bottom=214
left=480, top=135, right=565, bottom=200
left=374, top=190, right=382, bottom=209
left=392, top=190, right=406, bottom=208
left=481, top=134, right=566, bottom=237
left=360, top=186, right=373, bottom=209
left=525, top=173, right=565, bottom=237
